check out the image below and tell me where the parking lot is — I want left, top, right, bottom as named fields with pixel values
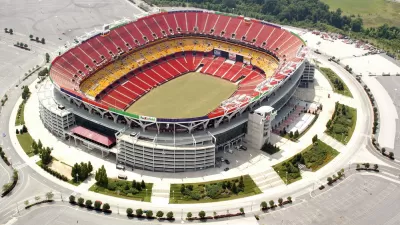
left=258, top=174, right=400, bottom=225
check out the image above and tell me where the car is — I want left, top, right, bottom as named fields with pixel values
left=116, top=164, right=125, bottom=170
left=224, top=167, right=229, bottom=171
left=225, top=159, right=230, bottom=164
left=118, top=174, right=127, bottom=180
left=239, top=145, right=247, bottom=150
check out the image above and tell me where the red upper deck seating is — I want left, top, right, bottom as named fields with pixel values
left=50, top=11, right=305, bottom=113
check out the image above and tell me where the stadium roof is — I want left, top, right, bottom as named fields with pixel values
left=71, top=126, right=116, bottom=147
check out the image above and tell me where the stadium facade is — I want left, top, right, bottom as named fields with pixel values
left=40, top=10, right=308, bottom=172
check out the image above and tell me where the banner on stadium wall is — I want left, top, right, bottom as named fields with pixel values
left=214, top=49, right=221, bottom=57
left=140, top=115, right=157, bottom=122
left=229, top=52, right=236, bottom=60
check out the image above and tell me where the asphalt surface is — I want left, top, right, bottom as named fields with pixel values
left=376, top=76, right=400, bottom=155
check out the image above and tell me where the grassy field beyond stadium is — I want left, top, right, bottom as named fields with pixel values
left=321, top=0, right=400, bottom=27
left=126, top=72, right=237, bottom=118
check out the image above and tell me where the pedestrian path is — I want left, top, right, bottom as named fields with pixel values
left=319, top=133, right=345, bottom=152
left=250, top=168, right=285, bottom=191
left=150, top=182, right=170, bottom=204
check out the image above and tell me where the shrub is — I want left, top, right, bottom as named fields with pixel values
left=102, top=203, right=110, bottom=211
left=287, top=196, right=292, bottom=202
left=374, top=164, right=379, bottom=170
left=327, top=177, right=333, bottom=184
left=278, top=198, right=283, bottom=205
left=166, top=211, right=174, bottom=219
left=78, top=197, right=84, bottom=205
left=126, top=208, right=133, bottom=216
left=136, top=208, right=143, bottom=217
left=156, top=210, right=164, bottom=218
left=146, top=210, right=153, bottom=218
left=389, top=152, right=394, bottom=158
left=85, top=200, right=92, bottom=208
left=199, top=210, right=206, bottom=219
left=269, top=200, right=275, bottom=208
left=187, top=212, right=192, bottom=219
left=239, top=207, right=244, bottom=213
left=260, top=201, right=268, bottom=209
left=364, top=163, right=370, bottom=169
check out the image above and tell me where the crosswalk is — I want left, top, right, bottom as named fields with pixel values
left=12, top=161, right=27, bottom=171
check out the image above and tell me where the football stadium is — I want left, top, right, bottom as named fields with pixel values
left=40, top=10, right=308, bottom=172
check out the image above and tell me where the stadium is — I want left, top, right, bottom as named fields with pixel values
left=40, top=10, right=308, bottom=172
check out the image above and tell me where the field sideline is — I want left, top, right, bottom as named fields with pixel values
left=126, top=72, right=237, bottom=118
left=321, top=0, right=400, bottom=27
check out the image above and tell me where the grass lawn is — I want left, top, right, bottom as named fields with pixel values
left=126, top=72, right=237, bottom=118
left=15, top=100, right=26, bottom=126
left=169, top=175, right=261, bottom=204
left=326, top=103, right=357, bottom=145
left=89, top=179, right=153, bottom=202
left=273, top=140, right=339, bottom=184
left=321, top=0, right=400, bottom=28
left=16, top=132, right=34, bottom=157
left=320, top=68, right=352, bottom=98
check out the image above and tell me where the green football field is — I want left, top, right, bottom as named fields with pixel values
left=321, top=0, right=400, bottom=27
left=126, top=72, right=237, bottom=118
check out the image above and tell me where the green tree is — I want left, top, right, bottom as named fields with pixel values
left=79, top=162, right=88, bottom=180
left=46, top=191, right=54, bottom=200
left=269, top=200, right=275, bottom=208
left=87, top=161, right=93, bottom=174
left=69, top=195, right=75, bottom=203
left=199, top=210, right=206, bottom=219
left=45, top=53, right=50, bottom=63
left=365, top=163, right=370, bottom=169
left=288, top=131, right=293, bottom=138
left=71, top=163, right=81, bottom=182
left=327, top=177, right=333, bottom=184
left=95, top=165, right=108, bottom=187
left=239, top=207, right=244, bottom=213
left=278, top=198, right=283, bottom=205
left=24, top=43, right=28, bottom=48
left=9, top=29, right=13, bottom=35
left=312, top=134, right=318, bottom=143
left=187, top=212, right=192, bottom=219
left=238, top=175, right=244, bottom=190
left=287, top=196, right=292, bottom=202
left=351, top=17, right=363, bottom=32
left=146, top=210, right=153, bottom=218
left=78, top=197, right=84, bottom=205
left=389, top=152, right=394, bottom=158
left=102, top=203, right=110, bottom=211
left=260, top=201, right=268, bottom=209
left=294, top=130, right=299, bottom=139
left=374, top=164, right=379, bottom=170
left=32, top=140, right=39, bottom=154
left=166, top=211, right=174, bottom=219
left=40, top=147, right=52, bottom=165
left=180, top=184, right=185, bottom=193
left=136, top=208, right=143, bottom=217
left=126, top=208, right=133, bottom=216
left=37, top=139, right=43, bottom=150
left=22, top=86, right=30, bottom=100
left=85, top=200, right=93, bottom=208
left=41, top=38, right=45, bottom=44
left=232, top=182, right=238, bottom=194
left=156, top=210, right=164, bottom=218
left=29, top=34, right=33, bottom=39
left=141, top=180, right=146, bottom=188
left=4, top=28, right=8, bottom=33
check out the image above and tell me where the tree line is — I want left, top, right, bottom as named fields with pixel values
left=144, top=0, right=399, bottom=55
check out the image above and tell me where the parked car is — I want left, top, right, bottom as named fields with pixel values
left=118, top=174, right=127, bottom=180
left=239, top=145, right=247, bottom=150
left=225, top=159, right=230, bottom=164
left=116, top=164, right=125, bottom=170
left=224, top=167, right=230, bottom=171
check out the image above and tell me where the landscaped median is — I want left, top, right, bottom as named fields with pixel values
left=319, top=67, right=352, bottom=97
left=326, top=102, right=357, bottom=144
left=273, top=138, right=340, bottom=184
left=89, top=178, right=153, bottom=202
left=169, top=175, right=261, bottom=204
